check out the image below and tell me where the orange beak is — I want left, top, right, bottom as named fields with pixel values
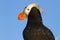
left=18, top=12, right=27, bottom=20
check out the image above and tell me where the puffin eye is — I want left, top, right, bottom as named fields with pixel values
left=27, top=9, right=29, bottom=11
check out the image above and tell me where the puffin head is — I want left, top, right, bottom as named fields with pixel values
left=18, top=3, right=42, bottom=20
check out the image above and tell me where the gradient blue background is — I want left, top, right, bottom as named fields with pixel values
left=0, top=0, right=60, bottom=40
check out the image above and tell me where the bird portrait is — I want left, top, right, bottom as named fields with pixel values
left=18, top=3, right=55, bottom=40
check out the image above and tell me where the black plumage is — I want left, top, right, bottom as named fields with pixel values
left=23, top=7, right=55, bottom=40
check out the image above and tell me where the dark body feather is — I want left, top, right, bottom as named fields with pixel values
left=23, top=7, right=55, bottom=40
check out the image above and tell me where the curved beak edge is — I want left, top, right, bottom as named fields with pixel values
left=18, top=12, right=27, bottom=20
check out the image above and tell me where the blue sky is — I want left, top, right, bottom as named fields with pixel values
left=0, top=0, right=60, bottom=40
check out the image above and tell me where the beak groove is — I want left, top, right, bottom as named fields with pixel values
left=18, top=12, right=27, bottom=20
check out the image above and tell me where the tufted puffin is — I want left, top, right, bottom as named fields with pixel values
left=18, top=3, right=55, bottom=40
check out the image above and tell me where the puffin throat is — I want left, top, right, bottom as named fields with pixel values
left=27, top=7, right=42, bottom=26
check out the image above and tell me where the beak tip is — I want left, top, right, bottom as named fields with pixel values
left=18, top=15, right=21, bottom=20
left=18, top=12, right=27, bottom=20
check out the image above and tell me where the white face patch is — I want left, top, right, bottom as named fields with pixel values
left=24, top=6, right=31, bottom=15
left=24, top=3, right=43, bottom=15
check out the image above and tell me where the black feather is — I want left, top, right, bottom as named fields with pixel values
left=23, top=7, right=55, bottom=40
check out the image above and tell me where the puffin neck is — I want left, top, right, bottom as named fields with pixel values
left=27, top=7, right=43, bottom=27
left=27, top=14, right=42, bottom=26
